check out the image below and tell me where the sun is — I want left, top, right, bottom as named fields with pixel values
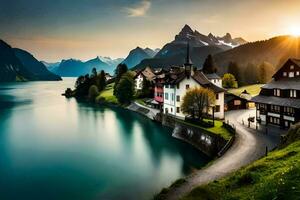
left=288, top=26, right=300, bottom=37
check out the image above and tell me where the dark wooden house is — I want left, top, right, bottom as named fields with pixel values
left=252, top=58, right=300, bottom=128
left=224, top=92, right=248, bottom=111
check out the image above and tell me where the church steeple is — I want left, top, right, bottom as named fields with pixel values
left=185, top=42, right=192, bottom=66
left=185, top=42, right=193, bottom=77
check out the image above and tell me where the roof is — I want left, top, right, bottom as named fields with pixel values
left=205, top=73, right=221, bottom=80
left=251, top=95, right=300, bottom=109
left=192, top=71, right=225, bottom=93
left=224, top=93, right=247, bottom=104
left=135, top=67, right=156, bottom=81
left=273, top=58, right=300, bottom=79
left=262, top=77, right=300, bottom=90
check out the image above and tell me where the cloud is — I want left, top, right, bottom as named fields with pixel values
left=125, top=0, right=151, bottom=17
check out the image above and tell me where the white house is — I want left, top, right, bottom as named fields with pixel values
left=163, top=44, right=225, bottom=119
left=134, top=67, right=155, bottom=91
left=205, top=73, right=222, bottom=88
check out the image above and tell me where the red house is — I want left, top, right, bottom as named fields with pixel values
left=154, top=70, right=166, bottom=109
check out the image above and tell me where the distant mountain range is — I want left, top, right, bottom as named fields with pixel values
left=122, top=47, right=160, bottom=68
left=133, top=24, right=247, bottom=69
left=0, top=40, right=61, bottom=82
left=45, top=56, right=124, bottom=77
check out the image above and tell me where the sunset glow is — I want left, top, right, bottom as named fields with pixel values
left=288, top=26, right=300, bottom=37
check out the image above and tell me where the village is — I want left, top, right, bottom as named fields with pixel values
left=132, top=43, right=300, bottom=131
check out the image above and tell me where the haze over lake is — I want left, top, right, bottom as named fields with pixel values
left=0, top=78, right=209, bottom=200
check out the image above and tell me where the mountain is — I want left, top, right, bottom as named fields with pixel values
left=122, top=47, right=157, bottom=68
left=0, top=39, right=61, bottom=82
left=98, top=56, right=124, bottom=69
left=0, top=40, right=33, bottom=82
left=213, top=35, right=300, bottom=78
left=133, top=24, right=247, bottom=70
left=14, top=49, right=61, bottom=81
left=42, top=61, right=61, bottom=73
left=144, top=48, right=160, bottom=57
left=55, top=56, right=114, bottom=77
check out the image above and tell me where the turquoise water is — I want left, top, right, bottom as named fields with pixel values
left=0, top=78, right=209, bottom=200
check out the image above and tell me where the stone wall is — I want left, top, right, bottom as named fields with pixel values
left=160, top=114, right=234, bottom=157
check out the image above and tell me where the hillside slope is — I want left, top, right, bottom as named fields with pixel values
left=182, top=125, right=300, bottom=200
left=214, top=36, right=300, bottom=75
left=14, top=48, right=62, bottom=81
left=0, top=40, right=33, bottom=82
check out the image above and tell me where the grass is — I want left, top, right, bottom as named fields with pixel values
left=182, top=140, right=300, bottom=200
left=136, top=99, right=147, bottom=106
left=177, top=118, right=233, bottom=141
left=228, top=84, right=264, bottom=96
left=96, top=83, right=118, bottom=104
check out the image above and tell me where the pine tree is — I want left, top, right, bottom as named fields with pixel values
left=202, top=55, right=217, bottom=74
left=228, top=61, right=241, bottom=84
left=98, top=70, right=106, bottom=91
left=114, top=63, right=128, bottom=94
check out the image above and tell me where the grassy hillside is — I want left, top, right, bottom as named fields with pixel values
left=182, top=125, right=300, bottom=200
left=228, top=84, right=263, bottom=97
left=96, top=83, right=118, bottom=104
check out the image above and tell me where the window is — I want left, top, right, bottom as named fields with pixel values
left=165, top=85, right=169, bottom=88
left=215, top=105, right=220, bottom=112
left=176, top=95, right=180, bottom=102
left=270, top=117, right=280, bottom=125
left=176, top=84, right=180, bottom=89
left=289, top=72, right=295, bottom=78
left=259, top=104, right=267, bottom=110
left=234, top=100, right=241, bottom=106
left=216, top=94, right=219, bottom=100
left=170, top=85, right=175, bottom=89
left=297, top=71, right=300, bottom=76
left=165, top=93, right=169, bottom=100
left=165, top=108, right=168, bottom=113
left=283, top=72, right=287, bottom=77
left=284, top=107, right=294, bottom=114
left=186, top=84, right=190, bottom=89
left=171, top=93, right=174, bottom=101
left=291, top=65, right=294, bottom=70
left=271, top=105, right=280, bottom=112
left=176, top=107, right=180, bottom=113
left=290, top=90, right=297, bottom=98
left=274, top=89, right=280, bottom=97
left=171, top=108, right=173, bottom=113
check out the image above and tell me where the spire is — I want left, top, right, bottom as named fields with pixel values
left=185, top=42, right=192, bottom=66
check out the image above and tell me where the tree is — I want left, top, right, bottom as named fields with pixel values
left=98, top=70, right=106, bottom=91
left=181, top=87, right=215, bottom=121
left=258, top=62, right=275, bottom=83
left=228, top=61, right=241, bottom=84
left=114, top=63, right=128, bottom=94
left=137, top=78, right=152, bottom=98
left=202, top=55, right=217, bottom=74
left=88, top=85, right=99, bottom=102
left=91, top=68, right=97, bottom=78
left=222, top=73, right=238, bottom=88
left=245, top=63, right=259, bottom=84
left=114, top=72, right=134, bottom=104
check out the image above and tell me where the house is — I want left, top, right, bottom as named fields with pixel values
left=105, top=73, right=113, bottom=81
left=153, top=71, right=166, bottom=109
left=252, top=58, right=300, bottom=128
left=134, top=67, right=156, bottom=91
left=224, top=92, right=249, bottom=111
left=162, top=44, right=225, bottom=119
left=205, top=73, right=222, bottom=88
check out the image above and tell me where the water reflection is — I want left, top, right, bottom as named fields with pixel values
left=0, top=79, right=210, bottom=200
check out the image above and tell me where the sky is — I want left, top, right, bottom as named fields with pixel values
left=1, top=0, right=300, bottom=62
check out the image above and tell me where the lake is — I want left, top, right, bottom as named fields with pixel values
left=0, top=78, right=209, bottom=200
